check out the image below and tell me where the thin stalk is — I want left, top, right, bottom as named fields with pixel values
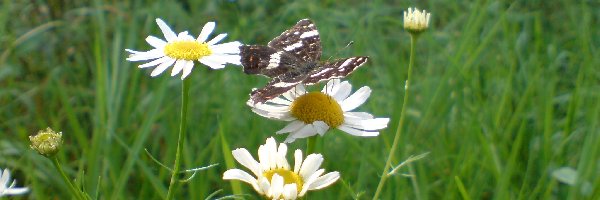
left=166, top=77, right=191, bottom=199
left=51, top=156, right=85, bottom=200
left=373, top=35, right=418, bottom=200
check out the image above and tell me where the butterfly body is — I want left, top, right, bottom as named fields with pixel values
left=240, top=19, right=369, bottom=103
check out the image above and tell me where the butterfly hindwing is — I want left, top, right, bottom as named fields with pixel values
left=302, top=57, right=369, bottom=85
left=268, top=19, right=322, bottom=62
left=250, top=76, right=303, bottom=104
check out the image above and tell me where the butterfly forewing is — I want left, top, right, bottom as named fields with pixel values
left=240, top=45, right=303, bottom=77
left=302, top=57, right=369, bottom=85
left=268, top=19, right=322, bottom=62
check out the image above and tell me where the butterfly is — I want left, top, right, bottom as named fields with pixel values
left=240, top=18, right=369, bottom=104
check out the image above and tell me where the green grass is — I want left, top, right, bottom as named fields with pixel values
left=1, top=0, right=599, bottom=199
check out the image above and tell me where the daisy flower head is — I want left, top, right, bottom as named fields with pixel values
left=248, top=79, right=390, bottom=143
left=223, top=137, right=339, bottom=200
left=126, top=18, right=242, bottom=79
left=403, top=7, right=431, bottom=35
left=0, top=168, right=29, bottom=197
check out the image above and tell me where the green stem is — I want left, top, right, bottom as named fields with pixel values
left=373, top=35, right=418, bottom=200
left=51, top=156, right=85, bottom=200
left=306, top=136, right=318, bottom=155
left=166, top=77, right=191, bottom=200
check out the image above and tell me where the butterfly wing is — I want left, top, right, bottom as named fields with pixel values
left=240, top=45, right=303, bottom=78
left=302, top=57, right=369, bottom=85
left=268, top=19, right=322, bottom=62
left=249, top=71, right=306, bottom=104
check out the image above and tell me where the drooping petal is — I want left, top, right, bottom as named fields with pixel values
left=337, top=124, right=380, bottom=137
left=276, top=121, right=305, bottom=134
left=199, top=56, right=225, bottom=69
left=137, top=56, right=169, bottom=68
left=150, top=57, right=176, bottom=77
left=343, top=117, right=389, bottom=131
left=180, top=60, right=195, bottom=79
left=170, top=59, right=187, bottom=76
left=308, top=171, right=340, bottom=190
left=312, top=121, right=329, bottom=136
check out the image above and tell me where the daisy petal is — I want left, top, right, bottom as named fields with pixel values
left=343, top=117, right=390, bottom=130
left=223, top=169, right=257, bottom=183
left=309, top=171, right=340, bottom=190
left=277, top=121, right=305, bottom=134
left=145, top=36, right=167, bottom=49
left=170, top=60, right=187, bottom=76
left=293, top=149, right=303, bottom=173
left=210, top=41, right=242, bottom=53
left=299, top=154, right=324, bottom=179
left=337, top=124, right=380, bottom=137
left=269, top=174, right=284, bottom=198
left=150, top=58, right=176, bottom=77
left=199, top=56, right=225, bottom=69
left=283, top=184, right=298, bottom=200
left=127, top=49, right=164, bottom=61
left=330, top=81, right=352, bottom=101
left=344, top=112, right=374, bottom=119
left=289, top=124, right=318, bottom=139
left=181, top=61, right=195, bottom=79
left=341, top=86, right=372, bottom=111
left=197, top=22, right=216, bottom=42
left=207, top=33, right=227, bottom=45
left=312, top=121, right=329, bottom=136
left=156, top=18, right=177, bottom=42
left=137, top=56, right=169, bottom=68
left=232, top=148, right=262, bottom=177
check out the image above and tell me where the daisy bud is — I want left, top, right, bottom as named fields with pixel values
left=29, top=127, right=63, bottom=157
left=403, top=7, right=431, bottom=35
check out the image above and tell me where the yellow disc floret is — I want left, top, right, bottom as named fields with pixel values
left=163, top=40, right=212, bottom=60
left=289, top=92, right=344, bottom=128
left=264, top=168, right=304, bottom=192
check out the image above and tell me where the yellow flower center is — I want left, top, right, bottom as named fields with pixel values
left=163, top=40, right=212, bottom=60
left=289, top=92, right=344, bottom=128
left=264, top=168, right=303, bottom=192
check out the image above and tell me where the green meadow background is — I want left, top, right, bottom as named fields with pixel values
left=1, top=0, right=599, bottom=199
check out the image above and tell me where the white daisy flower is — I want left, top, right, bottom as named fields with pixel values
left=223, top=137, right=340, bottom=200
left=126, top=18, right=242, bottom=79
left=248, top=79, right=390, bottom=143
left=403, top=7, right=431, bottom=33
left=0, top=168, right=29, bottom=197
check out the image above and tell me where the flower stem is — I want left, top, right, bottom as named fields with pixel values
left=373, top=35, right=418, bottom=200
left=51, top=156, right=86, bottom=200
left=166, top=77, right=191, bottom=200
left=306, top=136, right=318, bottom=155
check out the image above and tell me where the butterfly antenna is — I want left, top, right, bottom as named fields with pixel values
left=326, top=41, right=355, bottom=62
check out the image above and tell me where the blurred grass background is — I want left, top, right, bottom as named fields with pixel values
left=1, top=0, right=599, bottom=199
